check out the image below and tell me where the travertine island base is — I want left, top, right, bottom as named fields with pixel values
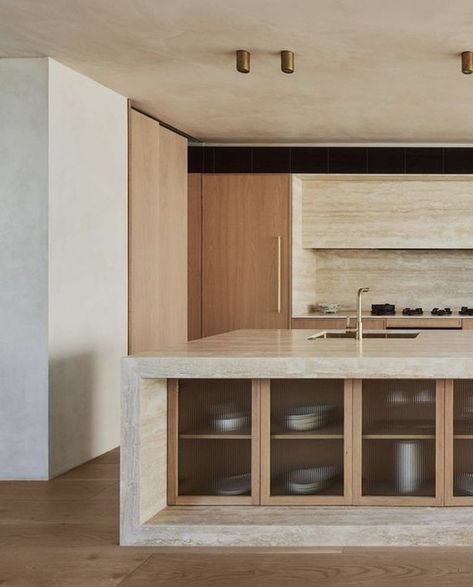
left=121, top=329, right=473, bottom=546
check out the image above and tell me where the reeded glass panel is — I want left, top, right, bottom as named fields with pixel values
left=363, top=439, right=436, bottom=496
left=177, top=379, right=252, bottom=496
left=271, top=439, right=344, bottom=496
left=362, top=380, right=436, bottom=497
left=453, top=380, right=473, bottom=497
left=270, top=379, right=344, bottom=497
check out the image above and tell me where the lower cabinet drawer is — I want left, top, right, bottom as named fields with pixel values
left=386, top=318, right=461, bottom=329
left=291, top=318, right=347, bottom=329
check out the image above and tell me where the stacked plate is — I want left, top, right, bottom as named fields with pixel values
left=284, top=405, right=336, bottom=432
left=215, top=473, right=251, bottom=496
left=387, top=389, right=435, bottom=406
left=287, top=465, right=338, bottom=495
left=455, top=472, right=473, bottom=496
left=212, top=403, right=250, bottom=432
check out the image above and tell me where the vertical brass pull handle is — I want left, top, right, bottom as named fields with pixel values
left=276, top=235, right=282, bottom=313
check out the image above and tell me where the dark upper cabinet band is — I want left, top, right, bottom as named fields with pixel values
left=188, top=146, right=473, bottom=174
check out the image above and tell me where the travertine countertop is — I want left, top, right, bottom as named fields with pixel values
left=124, top=329, right=473, bottom=379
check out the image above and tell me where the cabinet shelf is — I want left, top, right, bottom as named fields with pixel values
left=363, top=434, right=435, bottom=440
left=271, top=433, right=344, bottom=440
left=363, top=421, right=435, bottom=439
left=180, top=429, right=251, bottom=440
left=362, top=480, right=436, bottom=498
left=271, top=479, right=344, bottom=497
left=271, top=423, right=344, bottom=440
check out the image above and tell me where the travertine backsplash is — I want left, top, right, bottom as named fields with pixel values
left=294, top=249, right=473, bottom=314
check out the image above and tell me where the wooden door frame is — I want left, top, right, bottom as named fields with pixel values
left=445, top=379, right=473, bottom=505
left=167, top=378, right=260, bottom=506
left=353, top=379, right=445, bottom=506
left=260, top=378, right=353, bottom=505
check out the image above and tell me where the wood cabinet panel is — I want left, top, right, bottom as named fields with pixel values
left=167, top=378, right=260, bottom=505
left=129, top=110, right=187, bottom=353
left=444, top=380, right=473, bottom=505
left=347, top=318, right=386, bottom=330
left=353, top=379, right=444, bottom=506
left=188, top=174, right=202, bottom=341
left=202, top=174, right=290, bottom=337
left=291, top=318, right=386, bottom=330
left=386, top=318, right=461, bottom=329
left=291, top=318, right=347, bottom=330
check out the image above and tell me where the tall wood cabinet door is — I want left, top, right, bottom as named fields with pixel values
left=128, top=110, right=188, bottom=353
left=202, top=174, right=290, bottom=337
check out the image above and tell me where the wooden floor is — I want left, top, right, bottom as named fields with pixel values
left=2, top=449, right=473, bottom=586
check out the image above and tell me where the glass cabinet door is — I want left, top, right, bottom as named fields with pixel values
left=168, top=379, right=259, bottom=505
left=355, top=379, right=443, bottom=505
left=261, top=379, right=352, bottom=505
left=446, top=380, right=473, bottom=504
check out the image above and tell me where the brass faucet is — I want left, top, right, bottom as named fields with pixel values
left=356, top=287, right=370, bottom=341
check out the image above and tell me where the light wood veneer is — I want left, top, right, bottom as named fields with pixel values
left=128, top=109, right=187, bottom=353
left=202, top=174, right=290, bottom=337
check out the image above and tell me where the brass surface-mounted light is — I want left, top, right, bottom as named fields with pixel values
left=281, top=50, right=295, bottom=74
left=236, top=50, right=250, bottom=73
left=462, top=51, right=473, bottom=74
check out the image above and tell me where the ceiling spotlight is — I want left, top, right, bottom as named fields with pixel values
left=281, top=50, right=295, bottom=74
left=236, top=50, right=250, bottom=73
left=462, top=51, right=473, bottom=74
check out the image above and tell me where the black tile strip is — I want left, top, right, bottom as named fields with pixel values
left=367, top=148, right=405, bottom=173
left=252, top=147, right=291, bottom=173
left=444, top=148, right=473, bottom=174
left=214, top=147, right=252, bottom=173
left=405, top=148, right=444, bottom=173
left=187, top=146, right=473, bottom=174
left=291, top=147, right=329, bottom=173
left=328, top=148, right=367, bottom=173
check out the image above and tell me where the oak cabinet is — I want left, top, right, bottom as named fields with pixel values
left=445, top=380, right=473, bottom=504
left=260, top=379, right=352, bottom=505
left=353, top=379, right=444, bottom=506
left=168, top=378, right=473, bottom=507
left=167, top=379, right=260, bottom=505
left=128, top=109, right=187, bottom=353
left=200, top=174, right=290, bottom=337
left=291, top=318, right=386, bottom=330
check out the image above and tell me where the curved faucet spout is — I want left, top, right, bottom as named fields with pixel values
left=356, top=287, right=370, bottom=341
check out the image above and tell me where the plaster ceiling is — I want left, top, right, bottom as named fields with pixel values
left=1, top=0, right=473, bottom=143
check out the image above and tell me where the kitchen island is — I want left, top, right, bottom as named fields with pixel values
left=121, top=329, right=473, bottom=546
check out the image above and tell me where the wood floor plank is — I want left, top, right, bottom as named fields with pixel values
left=58, top=463, right=119, bottom=481
left=0, top=545, right=152, bottom=587
left=0, top=479, right=115, bottom=501
left=2, top=448, right=473, bottom=587
left=118, top=551, right=473, bottom=587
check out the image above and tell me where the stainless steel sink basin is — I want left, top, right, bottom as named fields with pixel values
left=309, top=331, right=420, bottom=340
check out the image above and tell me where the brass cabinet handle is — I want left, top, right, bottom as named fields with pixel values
left=276, top=235, right=282, bottom=313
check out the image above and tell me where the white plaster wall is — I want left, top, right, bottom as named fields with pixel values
left=48, top=60, right=128, bottom=476
left=0, top=58, right=50, bottom=479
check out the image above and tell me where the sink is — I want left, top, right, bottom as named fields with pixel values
left=309, top=331, right=420, bottom=340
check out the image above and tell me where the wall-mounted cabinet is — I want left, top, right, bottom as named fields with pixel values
left=168, top=378, right=473, bottom=507
left=300, top=176, right=473, bottom=249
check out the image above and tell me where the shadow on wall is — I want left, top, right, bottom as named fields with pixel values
left=49, top=352, right=97, bottom=478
